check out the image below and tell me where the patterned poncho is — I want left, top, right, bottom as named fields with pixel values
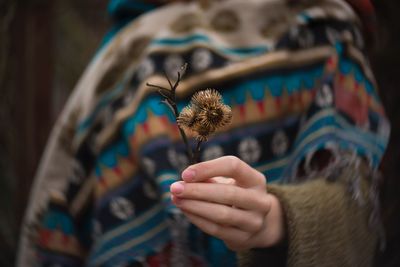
left=17, top=0, right=389, bottom=266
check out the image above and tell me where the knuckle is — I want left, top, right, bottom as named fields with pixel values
left=255, top=172, right=266, bottom=185
left=260, top=195, right=272, bottom=212
left=227, top=156, right=241, bottom=172
left=252, top=192, right=268, bottom=210
left=252, top=215, right=265, bottom=231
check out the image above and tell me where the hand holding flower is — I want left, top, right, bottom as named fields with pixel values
left=170, top=156, right=286, bottom=251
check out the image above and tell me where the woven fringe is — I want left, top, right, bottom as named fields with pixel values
left=299, top=149, right=386, bottom=251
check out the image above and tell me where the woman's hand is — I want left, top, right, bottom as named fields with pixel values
left=170, top=156, right=285, bottom=251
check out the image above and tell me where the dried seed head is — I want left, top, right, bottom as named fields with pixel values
left=178, top=89, right=232, bottom=141
left=191, top=89, right=223, bottom=109
left=177, top=106, right=197, bottom=130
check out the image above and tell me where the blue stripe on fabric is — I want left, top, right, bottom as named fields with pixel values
left=92, top=223, right=170, bottom=267
left=296, top=109, right=388, bottom=152
left=151, top=33, right=268, bottom=56
left=283, top=133, right=347, bottom=177
left=91, top=209, right=167, bottom=259
left=108, top=0, right=157, bottom=16
left=95, top=205, right=164, bottom=244
left=291, top=126, right=386, bottom=173
left=231, top=65, right=323, bottom=104
left=121, top=64, right=324, bottom=138
left=151, top=34, right=211, bottom=46
left=219, top=46, right=268, bottom=56
left=104, top=229, right=170, bottom=267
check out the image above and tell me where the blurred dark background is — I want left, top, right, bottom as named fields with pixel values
left=0, top=0, right=399, bottom=266
left=0, top=0, right=109, bottom=265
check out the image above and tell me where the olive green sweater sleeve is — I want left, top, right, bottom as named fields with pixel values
left=240, top=173, right=378, bottom=267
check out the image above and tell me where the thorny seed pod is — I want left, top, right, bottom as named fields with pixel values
left=177, top=89, right=232, bottom=141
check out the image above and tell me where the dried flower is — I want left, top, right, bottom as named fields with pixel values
left=147, top=64, right=232, bottom=164
left=178, top=89, right=232, bottom=141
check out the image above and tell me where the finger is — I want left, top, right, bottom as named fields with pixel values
left=183, top=211, right=251, bottom=251
left=205, top=176, right=236, bottom=185
left=170, top=182, right=271, bottom=211
left=174, top=197, right=265, bottom=233
left=181, top=156, right=265, bottom=188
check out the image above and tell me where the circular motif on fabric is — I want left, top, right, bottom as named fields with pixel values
left=110, top=197, right=135, bottom=220
left=191, top=48, right=213, bottom=72
left=164, top=54, right=184, bottom=80
left=143, top=181, right=158, bottom=200
left=271, top=130, right=289, bottom=156
left=170, top=12, right=202, bottom=33
left=142, top=157, right=156, bottom=177
left=210, top=9, right=240, bottom=33
left=136, top=57, right=155, bottom=82
left=167, top=148, right=189, bottom=172
left=201, top=145, right=224, bottom=161
left=316, top=84, right=334, bottom=107
left=238, top=137, right=262, bottom=164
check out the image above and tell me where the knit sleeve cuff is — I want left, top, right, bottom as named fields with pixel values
left=265, top=178, right=376, bottom=267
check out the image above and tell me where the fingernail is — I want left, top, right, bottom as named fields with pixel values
left=182, top=168, right=196, bottom=182
left=170, top=182, right=184, bottom=195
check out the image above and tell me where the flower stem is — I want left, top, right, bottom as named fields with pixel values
left=172, top=104, right=194, bottom=164
left=147, top=64, right=195, bottom=164
left=194, top=140, right=203, bottom=164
